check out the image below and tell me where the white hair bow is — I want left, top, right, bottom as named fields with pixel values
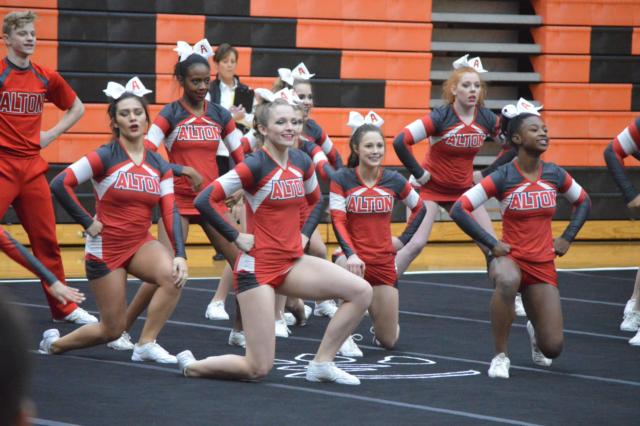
left=174, top=39, right=214, bottom=62
left=254, top=88, right=300, bottom=105
left=501, top=98, right=543, bottom=119
left=452, top=54, right=488, bottom=73
left=102, top=76, right=152, bottom=99
left=277, top=62, right=315, bottom=86
left=347, top=111, right=384, bottom=131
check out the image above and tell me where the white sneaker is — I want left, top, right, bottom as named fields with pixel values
left=338, top=335, right=363, bottom=357
left=306, top=361, right=360, bottom=385
left=205, top=300, right=229, bottom=320
left=55, top=307, right=98, bottom=324
left=38, top=329, right=60, bottom=354
left=275, top=319, right=291, bottom=338
left=176, top=350, right=196, bottom=376
left=107, top=331, right=135, bottom=351
left=488, top=353, right=510, bottom=379
left=629, top=329, right=640, bottom=346
left=131, top=341, right=177, bottom=364
left=624, top=298, right=637, bottom=316
left=314, top=300, right=338, bottom=318
left=620, top=310, right=640, bottom=332
left=514, top=293, right=526, bottom=317
left=228, top=329, right=246, bottom=348
left=284, top=312, right=296, bottom=326
left=526, top=321, right=552, bottom=367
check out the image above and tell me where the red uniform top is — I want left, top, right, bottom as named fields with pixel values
left=51, top=140, right=186, bottom=261
left=451, top=161, right=590, bottom=263
left=330, top=168, right=426, bottom=265
left=395, top=105, right=500, bottom=201
left=195, top=148, right=320, bottom=277
left=146, top=100, right=244, bottom=202
left=0, top=58, right=77, bottom=157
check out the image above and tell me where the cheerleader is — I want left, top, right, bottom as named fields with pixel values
left=176, top=99, right=371, bottom=385
left=331, top=111, right=426, bottom=353
left=393, top=55, right=508, bottom=275
left=450, top=107, right=590, bottom=378
left=40, top=78, right=187, bottom=362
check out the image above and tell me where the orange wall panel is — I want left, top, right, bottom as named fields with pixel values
left=385, top=81, right=431, bottom=109
left=297, top=19, right=431, bottom=52
left=154, top=74, right=183, bottom=105
left=532, top=0, right=640, bottom=26
left=155, top=14, right=205, bottom=45
left=531, top=55, right=590, bottom=83
left=250, top=0, right=431, bottom=22
left=542, top=139, right=610, bottom=166
left=41, top=134, right=109, bottom=164
left=542, top=111, right=636, bottom=139
left=241, top=76, right=277, bottom=90
left=0, top=1, right=56, bottom=8
left=633, top=28, right=640, bottom=55
left=341, top=51, right=431, bottom=81
left=530, top=83, right=631, bottom=111
left=311, top=108, right=427, bottom=138
left=530, top=26, right=590, bottom=54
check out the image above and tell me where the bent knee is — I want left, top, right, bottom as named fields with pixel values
left=100, top=322, right=126, bottom=342
left=378, top=335, right=398, bottom=350
left=538, top=338, right=563, bottom=359
left=154, top=270, right=182, bottom=291
left=356, top=282, right=373, bottom=307
left=493, top=274, right=520, bottom=298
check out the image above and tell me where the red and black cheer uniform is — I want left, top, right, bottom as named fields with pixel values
left=450, top=161, right=590, bottom=287
left=394, top=104, right=504, bottom=203
left=51, top=140, right=185, bottom=279
left=330, top=168, right=426, bottom=286
left=146, top=100, right=244, bottom=216
left=195, top=147, right=321, bottom=292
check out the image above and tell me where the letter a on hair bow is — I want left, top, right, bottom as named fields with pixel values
left=278, top=62, right=315, bottom=86
left=254, top=88, right=300, bottom=105
left=174, top=39, right=214, bottom=62
left=347, top=110, right=384, bottom=132
left=452, top=54, right=488, bottom=73
left=103, top=76, right=153, bottom=99
left=501, top=98, right=543, bottom=119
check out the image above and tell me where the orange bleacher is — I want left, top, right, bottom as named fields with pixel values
left=528, top=0, right=640, bottom=167
left=530, top=84, right=633, bottom=111
left=3, top=1, right=638, bottom=171
left=531, top=0, right=640, bottom=26
left=249, top=0, right=432, bottom=22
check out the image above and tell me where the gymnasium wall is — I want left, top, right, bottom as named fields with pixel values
left=0, top=0, right=433, bottom=167
left=1, top=0, right=639, bottom=228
